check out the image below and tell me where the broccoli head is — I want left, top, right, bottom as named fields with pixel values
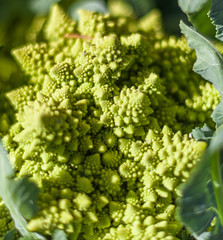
left=0, top=4, right=219, bottom=240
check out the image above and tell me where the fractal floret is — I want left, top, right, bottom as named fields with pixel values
left=0, top=4, right=220, bottom=240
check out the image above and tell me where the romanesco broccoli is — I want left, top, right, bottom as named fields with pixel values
left=0, top=4, right=220, bottom=240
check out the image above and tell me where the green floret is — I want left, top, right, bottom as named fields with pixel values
left=49, top=62, right=76, bottom=84
left=0, top=3, right=219, bottom=240
left=78, top=10, right=125, bottom=37
left=12, top=43, right=52, bottom=84
left=6, top=86, right=35, bottom=111
left=44, top=4, right=76, bottom=42
left=74, top=35, right=133, bottom=85
left=0, top=200, right=14, bottom=238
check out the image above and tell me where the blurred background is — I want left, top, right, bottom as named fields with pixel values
left=0, top=0, right=215, bottom=87
left=0, top=0, right=189, bottom=50
left=0, top=0, right=188, bottom=85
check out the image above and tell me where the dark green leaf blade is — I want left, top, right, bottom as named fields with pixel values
left=8, top=177, right=39, bottom=220
left=176, top=126, right=223, bottom=237
left=178, top=0, right=210, bottom=14
left=3, top=229, right=14, bottom=240
left=191, top=123, right=214, bottom=141
left=180, top=21, right=223, bottom=97
left=176, top=150, right=217, bottom=236
left=188, top=1, right=215, bottom=37
left=209, top=0, right=223, bottom=41
left=208, top=126, right=223, bottom=225
left=0, top=141, right=28, bottom=236
left=0, top=141, right=45, bottom=239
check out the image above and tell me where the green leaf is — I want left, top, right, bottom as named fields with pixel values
left=0, top=141, right=45, bottom=240
left=208, top=127, right=223, bottom=226
left=176, top=126, right=223, bottom=237
left=3, top=229, right=14, bottom=240
left=191, top=124, right=214, bottom=141
left=209, top=0, right=223, bottom=41
left=188, top=1, right=215, bottom=37
left=180, top=21, right=223, bottom=97
left=178, top=0, right=215, bottom=37
left=8, top=177, right=39, bottom=219
left=211, top=100, right=223, bottom=127
left=176, top=149, right=217, bottom=236
left=178, top=0, right=210, bottom=14
left=52, top=230, right=68, bottom=240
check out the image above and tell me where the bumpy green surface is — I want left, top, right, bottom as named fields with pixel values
left=0, top=4, right=221, bottom=240
left=0, top=200, right=14, bottom=237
